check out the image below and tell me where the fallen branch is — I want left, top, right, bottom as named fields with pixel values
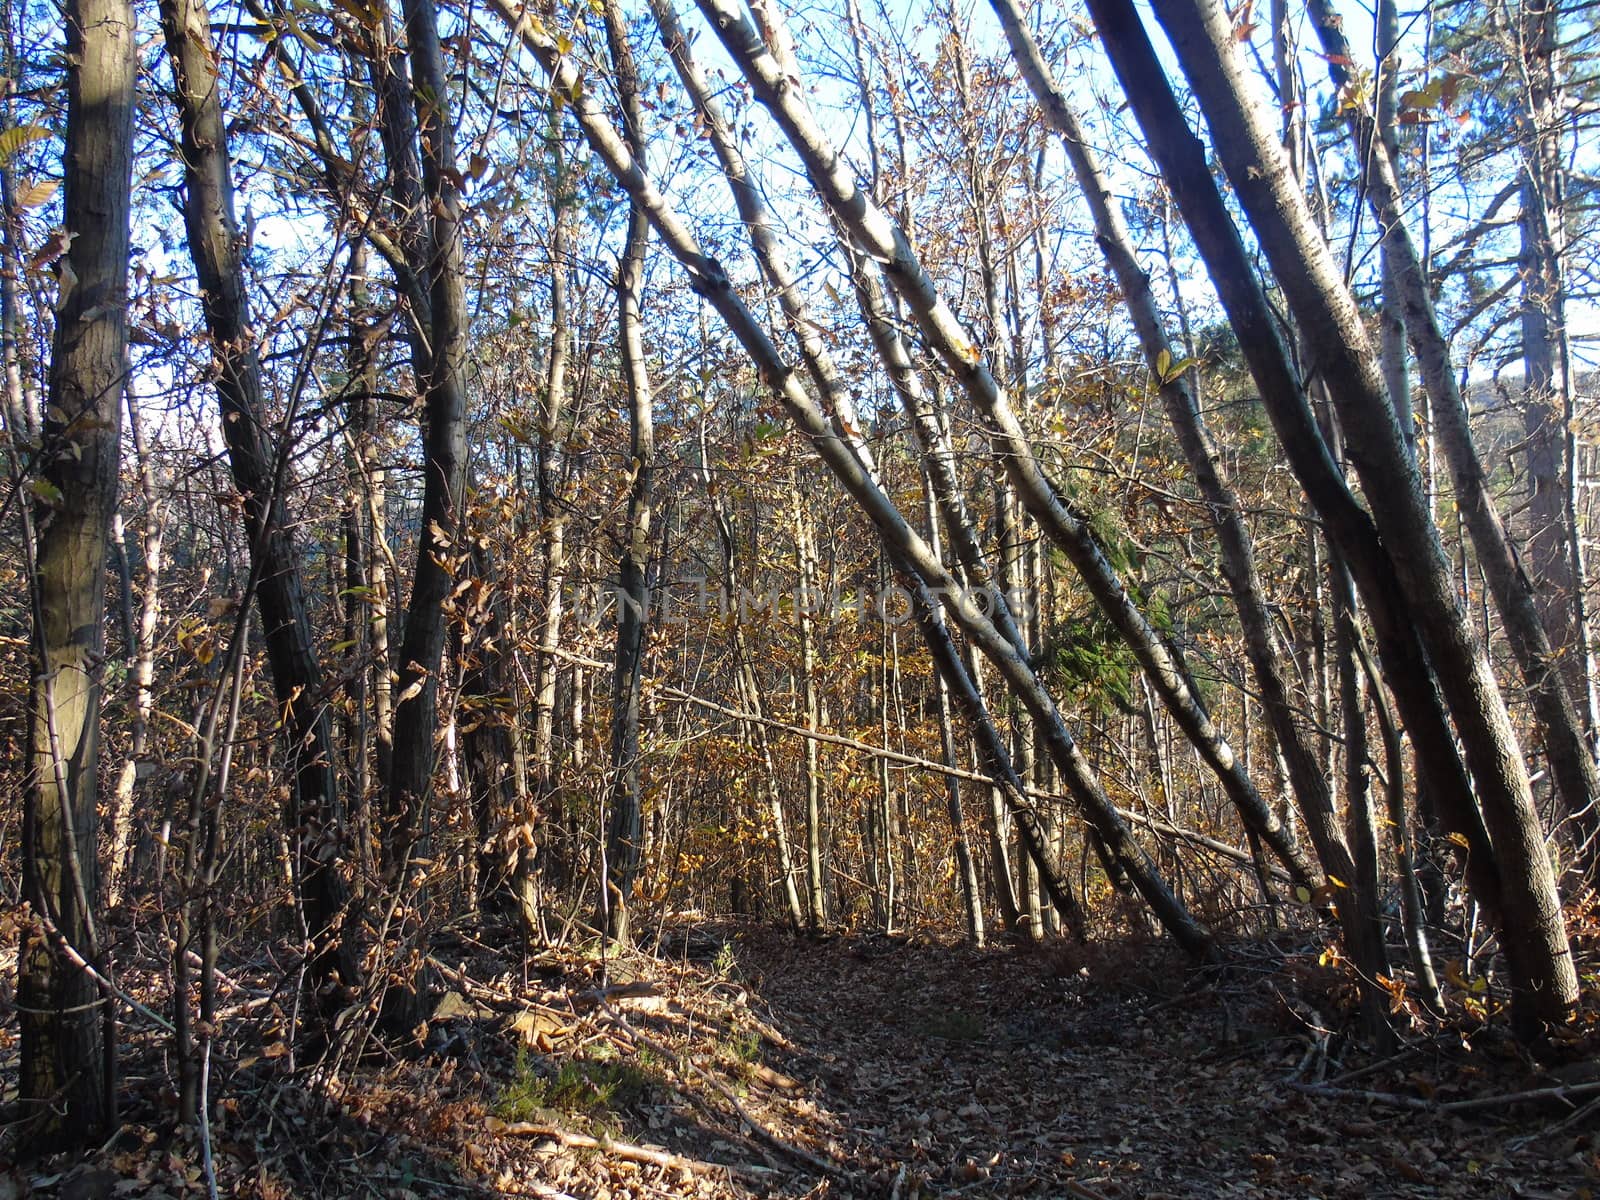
left=1442, top=1080, right=1600, bottom=1114
left=1508, top=1093, right=1600, bottom=1150
left=609, top=1011, right=847, bottom=1179
left=489, top=1120, right=759, bottom=1180
left=1290, top=1078, right=1600, bottom=1114
left=570, top=981, right=663, bottom=1013
left=1288, top=1083, right=1435, bottom=1111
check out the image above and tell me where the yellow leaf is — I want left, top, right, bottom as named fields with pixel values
left=0, top=123, right=50, bottom=165
left=13, top=177, right=57, bottom=209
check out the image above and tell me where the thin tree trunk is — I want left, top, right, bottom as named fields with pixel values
left=698, top=413, right=804, bottom=927
left=498, top=0, right=1205, bottom=956
left=1514, top=0, right=1593, bottom=733
left=990, top=0, right=1334, bottom=897
left=527, top=148, right=572, bottom=926
left=1307, top=0, right=1600, bottom=866
left=1332, top=552, right=1394, bottom=1048
left=601, top=0, right=654, bottom=945
left=793, top=483, right=828, bottom=931
left=107, top=401, right=163, bottom=907
left=159, top=0, right=360, bottom=1016
left=1081, top=0, right=1522, bottom=1003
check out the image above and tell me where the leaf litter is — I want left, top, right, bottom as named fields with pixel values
left=5, top=916, right=1600, bottom=1199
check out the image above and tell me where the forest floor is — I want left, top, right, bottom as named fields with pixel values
left=6, top=916, right=1600, bottom=1199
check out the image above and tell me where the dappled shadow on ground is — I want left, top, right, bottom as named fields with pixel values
left=733, top=925, right=1600, bottom=1198
left=6, top=918, right=1600, bottom=1198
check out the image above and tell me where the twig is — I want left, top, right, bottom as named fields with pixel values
left=199, top=1039, right=220, bottom=1200
left=544, top=646, right=1278, bottom=874
left=27, top=907, right=174, bottom=1032
left=1326, top=1044, right=1423, bottom=1086
left=1443, top=1080, right=1600, bottom=1113
left=569, top=981, right=663, bottom=1012
left=1508, top=1093, right=1600, bottom=1151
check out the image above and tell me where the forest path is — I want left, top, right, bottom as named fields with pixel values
left=11, top=923, right=1594, bottom=1199
left=728, top=928, right=1590, bottom=1199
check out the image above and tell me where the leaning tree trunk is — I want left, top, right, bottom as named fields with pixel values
left=1306, top=0, right=1600, bottom=868
left=700, top=0, right=1312, bottom=895
left=1082, top=0, right=1548, bottom=997
left=20, top=0, right=133, bottom=1148
left=989, top=0, right=1333, bottom=883
left=650, top=0, right=1080, bottom=938
left=1142, top=0, right=1575, bottom=1029
left=492, top=0, right=1210, bottom=956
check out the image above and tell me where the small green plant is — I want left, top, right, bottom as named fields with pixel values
left=712, top=941, right=737, bottom=978
left=730, top=1029, right=761, bottom=1063
left=495, top=1048, right=657, bottom=1124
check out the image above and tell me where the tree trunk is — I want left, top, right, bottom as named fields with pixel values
left=1083, top=0, right=1561, bottom=1018
left=386, top=0, right=470, bottom=868
left=107, top=401, right=162, bottom=907
left=1140, top=0, right=1573, bottom=1028
left=793, top=483, right=829, bottom=931
left=159, top=0, right=360, bottom=1014
left=494, top=0, right=1208, bottom=956
left=526, top=147, right=572, bottom=927
left=1515, top=0, right=1593, bottom=734
left=703, top=0, right=1311, bottom=896
left=601, top=0, right=654, bottom=945
left=923, top=465, right=985, bottom=944
left=1306, top=0, right=1600, bottom=867
left=19, top=0, right=133, bottom=1147
left=991, top=0, right=1338, bottom=904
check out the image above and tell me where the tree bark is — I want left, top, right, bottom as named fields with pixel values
left=703, top=0, right=1312, bottom=896
left=159, top=0, right=360, bottom=1012
left=385, top=0, right=470, bottom=874
left=990, top=0, right=1337, bottom=902
left=19, top=0, right=134, bottom=1147
left=601, top=0, right=654, bottom=945
left=1083, top=0, right=1537, bottom=1003
left=1307, top=0, right=1600, bottom=866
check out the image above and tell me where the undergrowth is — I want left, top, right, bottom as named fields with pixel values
left=495, top=1045, right=660, bottom=1128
